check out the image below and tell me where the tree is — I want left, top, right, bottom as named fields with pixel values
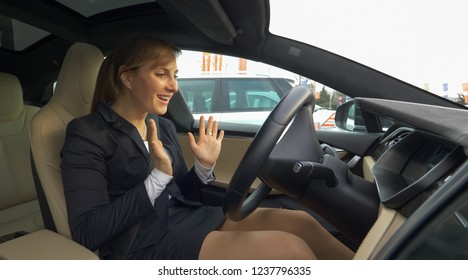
left=331, top=90, right=347, bottom=109
left=317, top=86, right=330, bottom=108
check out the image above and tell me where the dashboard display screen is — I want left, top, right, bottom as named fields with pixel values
left=401, top=141, right=454, bottom=185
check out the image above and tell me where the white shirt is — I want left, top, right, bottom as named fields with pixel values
left=143, top=141, right=215, bottom=205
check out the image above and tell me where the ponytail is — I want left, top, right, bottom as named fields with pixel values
left=91, top=54, right=118, bottom=112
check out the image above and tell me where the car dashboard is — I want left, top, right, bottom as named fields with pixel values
left=372, top=127, right=464, bottom=211
left=346, top=98, right=468, bottom=259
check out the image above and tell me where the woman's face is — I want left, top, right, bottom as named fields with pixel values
left=123, top=58, right=178, bottom=115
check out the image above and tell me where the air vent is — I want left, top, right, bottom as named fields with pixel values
left=386, top=131, right=411, bottom=148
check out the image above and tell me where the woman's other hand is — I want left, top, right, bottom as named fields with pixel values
left=148, top=119, right=173, bottom=176
left=188, top=116, right=224, bottom=167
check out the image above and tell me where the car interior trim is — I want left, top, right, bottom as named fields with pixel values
left=353, top=205, right=406, bottom=260
left=362, top=156, right=375, bottom=182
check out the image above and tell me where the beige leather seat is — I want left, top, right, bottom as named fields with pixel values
left=0, top=72, right=43, bottom=240
left=29, top=42, right=104, bottom=242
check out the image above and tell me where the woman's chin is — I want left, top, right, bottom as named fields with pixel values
left=150, top=106, right=168, bottom=116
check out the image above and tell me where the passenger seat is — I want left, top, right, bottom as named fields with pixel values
left=0, top=72, right=43, bottom=240
left=29, top=42, right=104, bottom=239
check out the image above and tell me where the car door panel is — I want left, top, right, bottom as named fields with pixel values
left=177, top=134, right=262, bottom=189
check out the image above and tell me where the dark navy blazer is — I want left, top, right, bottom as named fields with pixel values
left=61, top=102, right=204, bottom=259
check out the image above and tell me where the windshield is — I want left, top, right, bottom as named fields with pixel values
left=269, top=0, right=468, bottom=103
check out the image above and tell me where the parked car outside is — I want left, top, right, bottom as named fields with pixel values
left=178, top=74, right=336, bottom=128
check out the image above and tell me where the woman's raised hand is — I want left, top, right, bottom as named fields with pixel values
left=148, top=119, right=173, bottom=176
left=187, top=116, right=224, bottom=168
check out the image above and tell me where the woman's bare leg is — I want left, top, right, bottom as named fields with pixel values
left=199, top=230, right=317, bottom=260
left=214, top=208, right=354, bottom=260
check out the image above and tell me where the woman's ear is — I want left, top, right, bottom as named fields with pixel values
left=119, top=66, right=132, bottom=90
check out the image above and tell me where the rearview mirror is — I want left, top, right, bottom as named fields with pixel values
left=334, top=100, right=366, bottom=132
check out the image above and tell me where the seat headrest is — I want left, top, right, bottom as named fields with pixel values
left=0, top=72, right=24, bottom=122
left=53, top=42, right=104, bottom=117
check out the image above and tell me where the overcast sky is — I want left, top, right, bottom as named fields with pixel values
left=269, top=0, right=468, bottom=96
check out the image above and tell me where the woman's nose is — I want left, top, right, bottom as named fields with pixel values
left=167, top=76, right=178, bottom=92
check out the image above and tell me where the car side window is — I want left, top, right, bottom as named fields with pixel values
left=178, top=79, right=216, bottom=113
left=402, top=200, right=468, bottom=259
left=176, top=51, right=356, bottom=129
left=225, top=79, right=281, bottom=112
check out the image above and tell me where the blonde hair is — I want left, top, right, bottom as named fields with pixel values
left=91, top=35, right=181, bottom=112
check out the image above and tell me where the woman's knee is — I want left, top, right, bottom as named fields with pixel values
left=290, top=209, right=319, bottom=223
left=265, top=231, right=316, bottom=259
left=199, top=230, right=316, bottom=260
left=286, top=210, right=324, bottom=232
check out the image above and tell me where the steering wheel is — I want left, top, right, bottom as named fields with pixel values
left=223, top=86, right=317, bottom=221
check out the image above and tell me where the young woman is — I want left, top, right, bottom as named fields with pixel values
left=61, top=36, right=354, bottom=260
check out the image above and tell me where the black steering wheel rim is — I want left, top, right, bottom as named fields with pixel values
left=223, top=86, right=316, bottom=221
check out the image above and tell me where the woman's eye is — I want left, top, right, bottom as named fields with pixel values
left=155, top=73, right=167, bottom=79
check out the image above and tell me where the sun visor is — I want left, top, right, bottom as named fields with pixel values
left=157, top=0, right=237, bottom=45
